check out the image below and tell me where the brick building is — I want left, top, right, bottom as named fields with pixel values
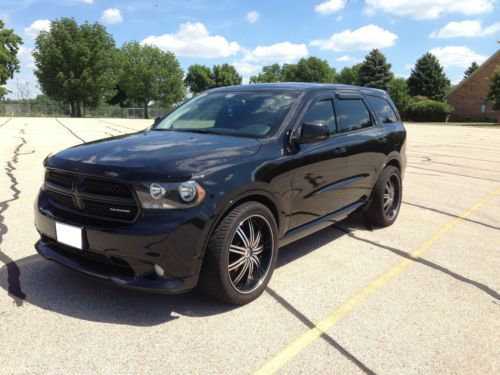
left=446, top=49, right=499, bottom=123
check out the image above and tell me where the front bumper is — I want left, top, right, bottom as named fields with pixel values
left=34, top=188, right=214, bottom=293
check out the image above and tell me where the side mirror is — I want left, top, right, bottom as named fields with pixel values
left=298, top=122, right=329, bottom=144
left=153, top=116, right=162, bottom=125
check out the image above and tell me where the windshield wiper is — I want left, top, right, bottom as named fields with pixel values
left=173, top=128, right=215, bottom=134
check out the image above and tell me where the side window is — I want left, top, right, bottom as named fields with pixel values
left=302, top=99, right=336, bottom=134
left=336, top=99, right=372, bottom=133
left=366, top=96, right=398, bottom=123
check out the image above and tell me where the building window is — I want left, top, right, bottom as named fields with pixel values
left=480, top=104, right=486, bottom=113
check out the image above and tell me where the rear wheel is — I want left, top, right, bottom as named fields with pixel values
left=199, top=202, right=278, bottom=305
left=365, top=165, right=402, bottom=227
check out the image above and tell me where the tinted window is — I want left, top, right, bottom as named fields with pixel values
left=336, top=99, right=372, bottom=132
left=367, top=96, right=398, bottom=123
left=154, top=91, right=298, bottom=138
left=302, top=100, right=336, bottom=134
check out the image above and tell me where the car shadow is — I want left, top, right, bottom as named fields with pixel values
left=0, top=215, right=362, bottom=326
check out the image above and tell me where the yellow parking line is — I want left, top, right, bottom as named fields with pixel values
left=254, top=187, right=500, bottom=375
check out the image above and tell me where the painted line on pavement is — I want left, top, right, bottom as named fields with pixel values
left=253, top=187, right=500, bottom=375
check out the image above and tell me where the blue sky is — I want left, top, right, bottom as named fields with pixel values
left=2, top=0, right=499, bottom=98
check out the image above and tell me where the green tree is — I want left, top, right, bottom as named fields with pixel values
left=357, top=49, right=393, bottom=90
left=487, top=65, right=500, bottom=110
left=119, top=41, right=185, bottom=118
left=33, top=18, right=117, bottom=117
left=185, top=64, right=214, bottom=94
left=387, top=77, right=410, bottom=114
left=0, top=20, right=23, bottom=99
left=463, top=61, right=479, bottom=80
left=407, top=53, right=450, bottom=101
left=211, top=63, right=242, bottom=87
left=337, top=64, right=361, bottom=85
left=250, top=64, right=283, bottom=83
left=281, top=57, right=336, bottom=83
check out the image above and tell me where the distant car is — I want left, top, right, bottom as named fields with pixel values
left=34, top=83, right=406, bottom=305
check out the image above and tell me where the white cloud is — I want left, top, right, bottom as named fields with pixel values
left=310, top=24, right=397, bottom=52
left=17, top=46, right=35, bottom=70
left=232, top=61, right=262, bottom=77
left=142, top=22, right=240, bottom=58
left=242, top=42, right=308, bottom=64
left=81, top=0, right=94, bottom=4
left=430, top=20, right=500, bottom=38
left=315, top=0, right=347, bottom=15
left=246, top=10, right=260, bottom=24
left=429, top=46, right=487, bottom=68
left=364, top=0, right=494, bottom=20
left=336, top=55, right=358, bottom=62
left=100, top=8, right=123, bottom=25
left=24, top=19, right=50, bottom=39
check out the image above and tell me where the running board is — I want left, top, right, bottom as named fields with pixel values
left=280, top=200, right=367, bottom=247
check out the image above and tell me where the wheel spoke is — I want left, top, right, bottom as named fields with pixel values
left=236, top=227, right=250, bottom=248
left=248, top=219, right=255, bottom=248
left=228, top=256, right=246, bottom=271
left=233, top=261, right=249, bottom=285
left=229, top=245, right=247, bottom=255
left=384, top=199, right=391, bottom=208
left=253, top=229, right=262, bottom=248
left=253, top=245, right=264, bottom=255
left=247, top=258, right=254, bottom=278
left=250, top=254, right=261, bottom=267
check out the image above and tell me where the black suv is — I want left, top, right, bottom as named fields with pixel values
left=35, top=83, right=406, bottom=305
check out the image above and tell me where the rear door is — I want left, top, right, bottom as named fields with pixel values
left=289, top=92, right=350, bottom=229
left=333, top=92, right=386, bottom=204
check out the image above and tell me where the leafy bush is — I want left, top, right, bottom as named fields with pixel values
left=404, top=98, right=453, bottom=122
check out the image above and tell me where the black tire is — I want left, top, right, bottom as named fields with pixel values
left=365, top=165, right=402, bottom=227
left=198, top=201, right=279, bottom=305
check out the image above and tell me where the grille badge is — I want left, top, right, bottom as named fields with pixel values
left=109, top=207, right=132, bottom=213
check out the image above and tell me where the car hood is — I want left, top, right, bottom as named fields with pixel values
left=46, top=130, right=261, bottom=181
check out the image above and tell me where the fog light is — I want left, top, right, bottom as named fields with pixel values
left=154, top=264, right=165, bottom=277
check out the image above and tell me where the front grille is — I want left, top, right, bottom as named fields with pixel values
left=81, top=178, right=132, bottom=198
left=47, top=171, right=74, bottom=188
left=42, top=235, right=134, bottom=277
left=83, top=199, right=138, bottom=220
left=47, top=190, right=76, bottom=209
left=44, top=169, right=140, bottom=222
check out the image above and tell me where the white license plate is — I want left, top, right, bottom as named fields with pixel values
left=55, top=222, right=83, bottom=250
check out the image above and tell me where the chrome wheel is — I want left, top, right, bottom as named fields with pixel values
left=383, top=174, right=400, bottom=220
left=227, top=214, right=274, bottom=294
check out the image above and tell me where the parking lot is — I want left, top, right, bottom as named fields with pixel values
left=0, top=117, right=498, bottom=374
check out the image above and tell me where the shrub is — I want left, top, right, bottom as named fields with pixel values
left=404, top=98, right=453, bottom=122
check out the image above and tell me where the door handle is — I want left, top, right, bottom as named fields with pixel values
left=334, top=147, right=347, bottom=155
left=378, top=137, right=388, bottom=143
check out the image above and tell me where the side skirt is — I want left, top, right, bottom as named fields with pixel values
left=279, top=200, right=366, bottom=247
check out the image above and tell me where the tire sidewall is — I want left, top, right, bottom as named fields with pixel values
left=217, top=203, right=279, bottom=304
left=372, top=166, right=402, bottom=226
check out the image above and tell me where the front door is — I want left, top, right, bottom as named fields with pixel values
left=289, top=94, right=350, bottom=229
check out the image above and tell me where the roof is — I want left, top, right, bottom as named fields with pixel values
left=446, top=49, right=500, bottom=98
left=209, top=82, right=388, bottom=97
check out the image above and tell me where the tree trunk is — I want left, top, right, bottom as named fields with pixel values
left=76, top=101, right=82, bottom=117
left=70, top=101, right=76, bottom=117
left=144, top=100, right=149, bottom=119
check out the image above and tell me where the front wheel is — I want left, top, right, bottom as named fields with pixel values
left=365, top=165, right=402, bottom=227
left=199, top=202, right=278, bottom=305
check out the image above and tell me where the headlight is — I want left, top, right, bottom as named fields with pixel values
left=135, top=180, right=206, bottom=209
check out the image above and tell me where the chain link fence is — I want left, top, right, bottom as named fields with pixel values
left=0, top=103, right=169, bottom=119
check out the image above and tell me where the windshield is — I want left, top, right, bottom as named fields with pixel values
left=153, top=91, right=298, bottom=138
